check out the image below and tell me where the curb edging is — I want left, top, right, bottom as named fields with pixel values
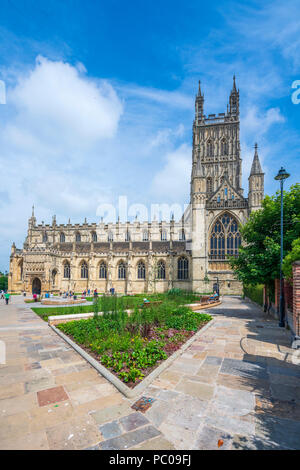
left=50, top=317, right=215, bottom=398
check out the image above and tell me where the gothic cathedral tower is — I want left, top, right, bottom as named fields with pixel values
left=190, top=77, right=264, bottom=294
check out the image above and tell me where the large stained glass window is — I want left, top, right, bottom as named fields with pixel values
left=210, top=212, right=241, bottom=260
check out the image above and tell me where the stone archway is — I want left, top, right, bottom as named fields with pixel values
left=32, top=277, right=41, bottom=295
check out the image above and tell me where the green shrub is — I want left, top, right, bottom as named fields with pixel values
left=167, top=288, right=183, bottom=296
left=243, top=284, right=264, bottom=306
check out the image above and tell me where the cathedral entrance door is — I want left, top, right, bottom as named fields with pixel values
left=32, top=278, right=41, bottom=295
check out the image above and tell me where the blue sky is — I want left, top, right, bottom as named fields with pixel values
left=0, top=0, right=299, bottom=271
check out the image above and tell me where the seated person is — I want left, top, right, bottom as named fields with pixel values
left=143, top=298, right=150, bottom=303
left=208, top=290, right=219, bottom=302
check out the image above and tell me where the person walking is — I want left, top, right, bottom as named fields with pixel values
left=4, top=292, right=10, bottom=305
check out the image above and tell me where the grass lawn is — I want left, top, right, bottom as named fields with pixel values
left=53, top=292, right=212, bottom=387
left=32, top=304, right=94, bottom=320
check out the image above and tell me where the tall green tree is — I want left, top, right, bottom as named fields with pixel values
left=282, top=237, right=300, bottom=280
left=230, top=184, right=300, bottom=289
left=0, top=275, right=8, bottom=291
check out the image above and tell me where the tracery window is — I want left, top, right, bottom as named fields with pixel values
left=221, top=139, right=228, bottom=155
left=63, top=261, right=70, bottom=279
left=178, top=257, right=189, bottom=280
left=125, top=231, right=130, bottom=242
left=207, top=140, right=214, bottom=157
left=108, top=231, right=113, bottom=242
left=42, top=232, right=48, bottom=242
left=157, top=260, right=166, bottom=280
left=60, top=232, right=65, bottom=243
left=118, top=261, right=126, bottom=279
left=207, top=177, right=213, bottom=193
left=137, top=261, right=146, bottom=279
left=161, top=230, right=167, bottom=241
left=99, top=262, right=107, bottom=279
left=209, top=212, right=241, bottom=260
left=76, top=232, right=81, bottom=242
left=142, top=230, right=149, bottom=241
left=80, top=261, right=88, bottom=279
left=92, top=232, right=97, bottom=242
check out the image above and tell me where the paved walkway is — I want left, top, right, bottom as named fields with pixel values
left=0, top=295, right=299, bottom=450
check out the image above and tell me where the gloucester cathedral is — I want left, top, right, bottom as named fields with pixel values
left=9, top=77, right=264, bottom=296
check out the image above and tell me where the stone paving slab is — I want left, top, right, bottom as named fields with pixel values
left=37, top=385, right=69, bottom=407
left=119, top=412, right=149, bottom=431
left=1, top=295, right=300, bottom=450
left=220, top=357, right=269, bottom=380
left=99, top=425, right=161, bottom=450
left=99, top=420, right=122, bottom=439
left=194, top=425, right=233, bottom=450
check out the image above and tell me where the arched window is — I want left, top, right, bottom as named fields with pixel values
left=81, top=261, right=88, bottom=279
left=221, top=139, right=228, bottom=155
left=125, top=231, right=130, bottom=242
left=142, top=230, right=149, bottom=241
left=108, top=231, right=113, bottom=242
left=42, top=232, right=48, bottom=242
left=118, top=261, right=126, bottom=279
left=207, top=140, right=214, bottom=157
left=52, top=269, right=57, bottom=286
left=209, top=212, right=241, bottom=260
left=63, top=262, right=70, bottom=279
left=137, top=261, right=146, bottom=279
left=99, top=262, right=107, bottom=279
left=178, top=257, right=189, bottom=280
left=207, top=177, right=213, bottom=193
left=157, top=260, right=166, bottom=280
left=76, top=232, right=81, bottom=242
left=60, top=232, right=65, bottom=243
left=91, top=232, right=97, bottom=242
left=161, top=230, right=167, bottom=241
left=179, top=229, right=185, bottom=241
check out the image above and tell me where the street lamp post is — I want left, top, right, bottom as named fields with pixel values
left=274, top=167, right=290, bottom=328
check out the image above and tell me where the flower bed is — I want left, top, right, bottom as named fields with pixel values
left=32, top=290, right=211, bottom=322
left=55, top=301, right=212, bottom=387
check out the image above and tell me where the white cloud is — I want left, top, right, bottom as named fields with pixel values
left=151, top=143, right=191, bottom=202
left=0, top=56, right=125, bottom=269
left=225, top=0, right=300, bottom=70
left=8, top=56, right=123, bottom=153
left=241, top=106, right=285, bottom=137
left=150, top=124, right=185, bottom=148
left=120, top=83, right=192, bottom=109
